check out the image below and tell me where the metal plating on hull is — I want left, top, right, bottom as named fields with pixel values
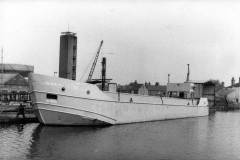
left=29, top=74, right=209, bottom=126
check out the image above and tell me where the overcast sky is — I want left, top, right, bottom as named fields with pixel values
left=0, top=0, right=240, bottom=85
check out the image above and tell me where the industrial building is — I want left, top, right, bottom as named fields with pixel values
left=0, top=64, right=34, bottom=103
left=59, top=31, right=77, bottom=80
left=166, top=80, right=223, bottom=107
left=167, top=80, right=215, bottom=98
left=119, top=81, right=167, bottom=96
left=138, top=82, right=166, bottom=96
left=166, top=64, right=223, bottom=107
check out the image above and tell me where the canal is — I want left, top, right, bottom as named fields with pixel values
left=0, top=111, right=240, bottom=160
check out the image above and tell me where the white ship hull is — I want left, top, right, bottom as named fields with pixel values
left=29, top=74, right=209, bottom=126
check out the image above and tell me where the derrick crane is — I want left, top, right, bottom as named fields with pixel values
left=87, top=40, right=103, bottom=82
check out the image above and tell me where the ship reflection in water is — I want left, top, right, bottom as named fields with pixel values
left=1, top=111, right=240, bottom=160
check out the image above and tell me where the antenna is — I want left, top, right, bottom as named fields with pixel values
left=67, top=23, right=70, bottom=32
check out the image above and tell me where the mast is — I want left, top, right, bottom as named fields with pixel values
left=186, top=64, right=190, bottom=82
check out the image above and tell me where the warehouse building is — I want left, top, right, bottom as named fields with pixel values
left=167, top=80, right=222, bottom=107
left=0, top=63, right=34, bottom=104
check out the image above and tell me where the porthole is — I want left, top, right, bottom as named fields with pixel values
left=86, top=90, right=90, bottom=95
left=62, top=87, right=65, bottom=92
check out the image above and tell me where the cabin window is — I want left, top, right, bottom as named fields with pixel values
left=46, top=93, right=57, bottom=100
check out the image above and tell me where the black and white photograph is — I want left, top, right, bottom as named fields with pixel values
left=0, top=0, right=240, bottom=160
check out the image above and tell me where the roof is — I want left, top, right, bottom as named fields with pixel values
left=119, top=83, right=143, bottom=92
left=186, top=80, right=207, bottom=84
left=216, top=88, right=235, bottom=97
left=130, top=83, right=143, bottom=91
left=0, top=73, right=28, bottom=86
left=0, top=63, right=34, bottom=77
left=186, top=80, right=218, bottom=85
left=167, top=83, right=191, bottom=92
left=0, top=73, right=17, bottom=84
left=61, top=31, right=76, bottom=36
left=146, top=85, right=166, bottom=91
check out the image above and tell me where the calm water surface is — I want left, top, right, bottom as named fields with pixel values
left=1, top=111, right=240, bottom=160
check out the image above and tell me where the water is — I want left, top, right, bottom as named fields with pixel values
left=1, top=111, right=240, bottom=160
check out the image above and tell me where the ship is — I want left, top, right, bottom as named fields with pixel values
left=29, top=73, right=209, bottom=125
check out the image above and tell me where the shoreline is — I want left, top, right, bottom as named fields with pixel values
left=0, top=105, right=38, bottom=124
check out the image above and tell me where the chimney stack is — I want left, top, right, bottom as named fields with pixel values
left=231, top=77, right=235, bottom=86
left=168, top=74, right=170, bottom=83
left=101, top=57, right=106, bottom=91
left=221, top=82, right=225, bottom=87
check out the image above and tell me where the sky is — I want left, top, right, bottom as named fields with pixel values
left=0, top=0, right=240, bottom=86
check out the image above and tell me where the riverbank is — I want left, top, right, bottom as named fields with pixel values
left=0, top=105, right=38, bottom=124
